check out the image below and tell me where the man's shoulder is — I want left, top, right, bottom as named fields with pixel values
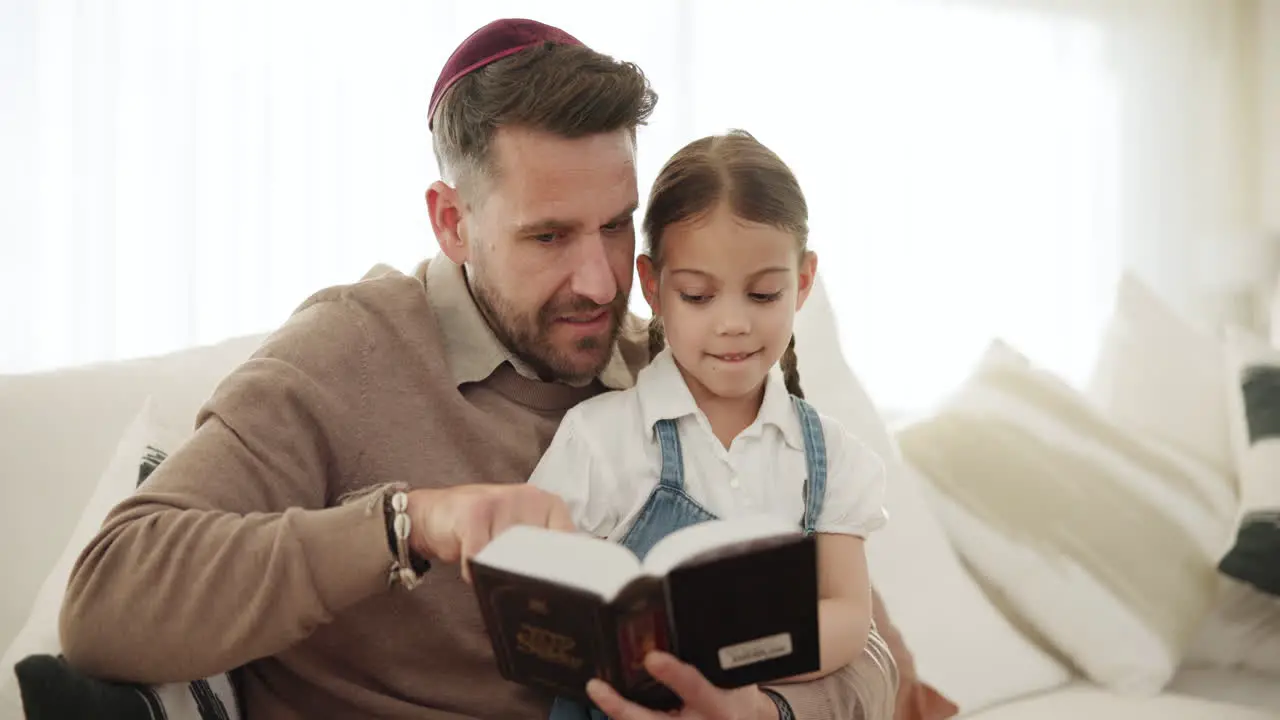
left=293, top=262, right=429, bottom=320
left=252, top=261, right=438, bottom=366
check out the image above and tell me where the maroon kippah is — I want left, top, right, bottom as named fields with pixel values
left=428, top=18, right=584, bottom=130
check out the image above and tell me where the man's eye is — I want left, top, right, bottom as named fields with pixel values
left=534, top=233, right=557, bottom=243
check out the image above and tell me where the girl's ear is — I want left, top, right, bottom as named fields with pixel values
left=794, top=250, right=818, bottom=311
left=636, top=254, right=661, bottom=316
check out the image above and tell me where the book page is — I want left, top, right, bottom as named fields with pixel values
left=642, top=516, right=798, bottom=577
left=472, top=525, right=643, bottom=600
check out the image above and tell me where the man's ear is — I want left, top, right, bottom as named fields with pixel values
left=794, top=251, right=818, bottom=311
left=636, top=255, right=661, bottom=316
left=427, top=181, right=469, bottom=264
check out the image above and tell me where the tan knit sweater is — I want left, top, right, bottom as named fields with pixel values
left=59, top=256, right=873, bottom=719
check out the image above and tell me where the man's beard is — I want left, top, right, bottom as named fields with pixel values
left=469, top=271, right=627, bottom=385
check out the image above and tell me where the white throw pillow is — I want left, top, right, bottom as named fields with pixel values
left=1087, top=272, right=1233, bottom=477
left=877, top=462, right=1072, bottom=711
left=0, top=397, right=241, bottom=720
left=898, top=339, right=1237, bottom=694
left=794, top=279, right=1071, bottom=712
left=0, top=399, right=174, bottom=702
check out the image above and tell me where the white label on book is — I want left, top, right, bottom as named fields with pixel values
left=717, top=632, right=793, bottom=670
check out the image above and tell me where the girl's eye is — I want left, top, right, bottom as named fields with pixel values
left=750, top=291, right=784, bottom=303
left=679, top=293, right=711, bottom=304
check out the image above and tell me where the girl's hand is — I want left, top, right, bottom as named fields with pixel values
left=585, top=652, right=779, bottom=720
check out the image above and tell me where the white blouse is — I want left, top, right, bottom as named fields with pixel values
left=528, top=349, right=888, bottom=542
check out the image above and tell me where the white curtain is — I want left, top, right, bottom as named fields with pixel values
left=1, top=0, right=1271, bottom=413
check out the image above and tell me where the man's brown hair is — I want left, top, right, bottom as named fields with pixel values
left=642, top=130, right=811, bottom=397
left=431, top=41, right=657, bottom=201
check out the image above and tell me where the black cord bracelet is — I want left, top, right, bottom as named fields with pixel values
left=760, top=688, right=795, bottom=720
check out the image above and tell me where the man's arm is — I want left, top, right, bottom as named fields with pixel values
left=59, top=299, right=392, bottom=684
left=763, top=626, right=898, bottom=720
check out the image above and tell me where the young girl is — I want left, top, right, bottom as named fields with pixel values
left=529, top=130, right=888, bottom=715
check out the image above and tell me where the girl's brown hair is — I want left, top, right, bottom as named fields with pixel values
left=642, top=130, right=809, bottom=397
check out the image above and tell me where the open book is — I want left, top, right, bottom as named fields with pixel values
left=469, top=516, right=820, bottom=710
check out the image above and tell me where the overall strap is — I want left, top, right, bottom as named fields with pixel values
left=792, top=396, right=828, bottom=535
left=653, top=418, right=686, bottom=491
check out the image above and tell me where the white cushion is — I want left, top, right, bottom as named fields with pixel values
left=885, top=464, right=1072, bottom=711
left=0, top=398, right=182, bottom=715
left=961, top=682, right=1280, bottom=720
left=794, top=278, right=1071, bottom=712
left=0, top=333, right=266, bottom=655
left=1185, top=576, right=1280, bottom=678
left=1167, top=666, right=1280, bottom=714
left=898, top=339, right=1237, bottom=694
left=1087, top=272, right=1233, bottom=477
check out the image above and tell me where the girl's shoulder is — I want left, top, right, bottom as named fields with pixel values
left=557, top=387, right=653, bottom=466
left=789, top=397, right=848, bottom=440
left=563, top=385, right=645, bottom=427
left=799, top=400, right=884, bottom=468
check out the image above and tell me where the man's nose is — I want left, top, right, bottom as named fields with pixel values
left=568, top=234, right=618, bottom=305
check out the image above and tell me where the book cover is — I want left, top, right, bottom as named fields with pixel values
left=469, top=519, right=820, bottom=710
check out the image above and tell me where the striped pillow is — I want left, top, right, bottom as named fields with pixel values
left=1221, top=327, right=1280, bottom=598
left=1191, top=327, right=1280, bottom=680
left=14, top=653, right=241, bottom=720
left=135, top=446, right=244, bottom=719
left=896, top=340, right=1236, bottom=694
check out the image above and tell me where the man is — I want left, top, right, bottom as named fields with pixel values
left=59, top=18, right=897, bottom=719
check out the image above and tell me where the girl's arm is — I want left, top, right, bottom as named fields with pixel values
left=773, top=413, right=886, bottom=683
left=773, top=532, right=873, bottom=683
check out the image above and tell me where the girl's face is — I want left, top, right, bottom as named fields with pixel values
left=638, top=201, right=817, bottom=403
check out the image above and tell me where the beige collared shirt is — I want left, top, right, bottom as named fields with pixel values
left=408, top=254, right=640, bottom=391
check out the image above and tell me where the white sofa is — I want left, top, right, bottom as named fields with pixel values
left=1, top=272, right=1277, bottom=719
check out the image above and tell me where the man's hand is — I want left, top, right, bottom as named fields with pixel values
left=586, top=652, right=779, bottom=720
left=405, top=484, right=576, bottom=580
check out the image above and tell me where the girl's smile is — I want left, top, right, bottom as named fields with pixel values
left=707, top=349, right=762, bottom=363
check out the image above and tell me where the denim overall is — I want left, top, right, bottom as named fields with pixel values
left=548, top=395, right=828, bottom=720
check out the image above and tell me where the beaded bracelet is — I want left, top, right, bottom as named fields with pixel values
left=384, top=490, right=430, bottom=590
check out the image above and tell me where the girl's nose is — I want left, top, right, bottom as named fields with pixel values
left=715, top=303, right=751, bottom=336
